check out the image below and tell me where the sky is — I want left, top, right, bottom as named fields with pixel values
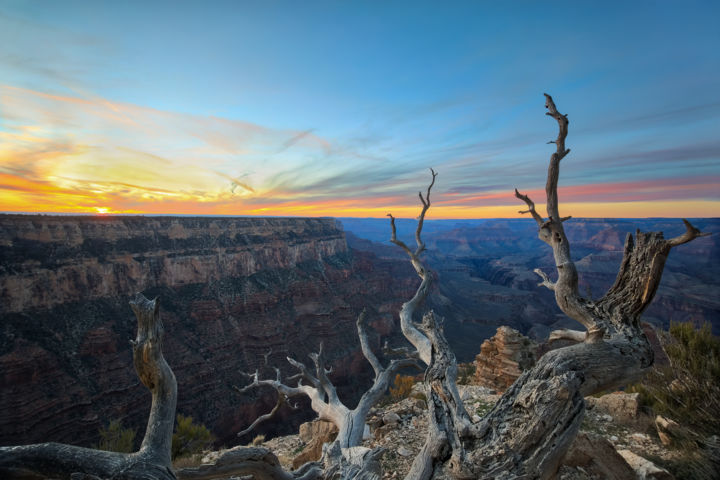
left=0, top=1, right=718, bottom=218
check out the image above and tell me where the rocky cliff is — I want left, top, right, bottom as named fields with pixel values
left=0, top=215, right=416, bottom=448
left=474, top=326, right=538, bottom=391
left=346, top=218, right=720, bottom=346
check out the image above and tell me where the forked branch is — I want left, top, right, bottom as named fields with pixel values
left=386, top=169, right=437, bottom=365
left=236, top=310, right=420, bottom=449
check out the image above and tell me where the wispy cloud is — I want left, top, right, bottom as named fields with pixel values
left=1, top=81, right=717, bottom=218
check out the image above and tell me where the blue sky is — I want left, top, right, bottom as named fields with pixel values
left=0, top=1, right=718, bottom=217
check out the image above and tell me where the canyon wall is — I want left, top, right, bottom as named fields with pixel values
left=0, top=215, right=416, bottom=448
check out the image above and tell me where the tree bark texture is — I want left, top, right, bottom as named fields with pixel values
left=0, top=293, right=178, bottom=480
left=175, top=447, right=322, bottom=480
left=403, top=95, right=709, bottom=480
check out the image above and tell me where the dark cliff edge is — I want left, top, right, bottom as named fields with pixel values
left=0, top=215, right=417, bottom=448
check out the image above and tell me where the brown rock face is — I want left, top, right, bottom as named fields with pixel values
left=586, top=392, right=640, bottom=423
left=0, top=215, right=416, bottom=448
left=474, top=326, right=538, bottom=391
left=293, top=419, right=338, bottom=468
left=561, top=432, right=636, bottom=480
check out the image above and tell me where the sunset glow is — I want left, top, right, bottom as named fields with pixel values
left=1, top=2, right=718, bottom=218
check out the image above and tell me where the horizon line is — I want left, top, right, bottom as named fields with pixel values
left=2, top=212, right=717, bottom=221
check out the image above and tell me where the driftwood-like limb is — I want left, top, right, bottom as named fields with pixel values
left=237, top=310, right=420, bottom=450
left=514, top=188, right=543, bottom=227
left=0, top=293, right=177, bottom=480
left=667, top=218, right=711, bottom=247
left=548, top=329, right=587, bottom=343
left=405, top=312, right=474, bottom=480
left=387, top=169, right=437, bottom=365
left=236, top=393, right=293, bottom=439
left=130, top=294, right=177, bottom=466
left=321, top=443, right=385, bottom=480
left=515, top=94, right=602, bottom=340
left=533, top=268, right=556, bottom=291
left=175, top=447, right=322, bottom=480
left=415, top=168, right=437, bottom=256
left=357, top=309, right=382, bottom=377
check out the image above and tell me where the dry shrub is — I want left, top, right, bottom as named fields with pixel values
left=389, top=374, right=415, bottom=402
left=171, top=414, right=215, bottom=460
left=628, top=322, right=720, bottom=479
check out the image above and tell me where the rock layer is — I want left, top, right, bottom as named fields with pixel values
left=474, top=326, right=538, bottom=391
left=0, top=215, right=415, bottom=448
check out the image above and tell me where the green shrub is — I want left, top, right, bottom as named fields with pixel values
left=457, top=362, right=477, bottom=385
left=171, top=414, right=215, bottom=460
left=636, top=323, right=720, bottom=432
left=629, top=322, right=720, bottom=478
left=97, top=419, right=136, bottom=453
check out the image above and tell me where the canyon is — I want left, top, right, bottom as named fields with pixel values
left=1, top=215, right=717, bottom=452
left=0, top=215, right=417, bottom=448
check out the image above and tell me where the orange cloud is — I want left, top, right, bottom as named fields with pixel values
left=1, top=84, right=718, bottom=219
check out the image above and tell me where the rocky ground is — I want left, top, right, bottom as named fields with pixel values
left=192, top=385, right=679, bottom=479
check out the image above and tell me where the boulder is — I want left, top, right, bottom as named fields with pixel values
left=655, top=415, right=684, bottom=447
left=585, top=392, right=640, bottom=423
left=617, top=449, right=675, bottom=479
left=474, top=326, right=538, bottom=392
left=293, top=419, right=338, bottom=468
left=561, top=432, right=636, bottom=479
left=382, top=412, right=401, bottom=426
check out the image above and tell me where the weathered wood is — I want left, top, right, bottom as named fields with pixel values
left=406, top=312, right=474, bottom=480
left=401, top=95, right=709, bottom=480
left=0, top=294, right=177, bottom=480
left=175, top=447, right=322, bottom=480
left=320, top=443, right=385, bottom=480
left=387, top=168, right=437, bottom=365
left=237, top=310, right=420, bottom=450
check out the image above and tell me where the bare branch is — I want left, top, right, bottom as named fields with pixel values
left=415, top=168, right=437, bottom=256
left=667, top=219, right=711, bottom=247
left=543, top=93, right=570, bottom=221
left=286, top=357, right=321, bottom=389
left=382, top=340, right=420, bottom=360
left=548, top=329, right=587, bottom=343
left=514, top=189, right=544, bottom=226
left=356, top=309, right=382, bottom=378
left=237, top=395, right=288, bottom=438
left=309, top=344, right=340, bottom=406
left=533, top=268, right=556, bottom=291
left=386, top=213, right=413, bottom=256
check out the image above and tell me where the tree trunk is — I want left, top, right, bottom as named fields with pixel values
left=175, top=447, right=322, bottom=480
left=0, top=294, right=178, bottom=480
left=402, top=95, right=709, bottom=480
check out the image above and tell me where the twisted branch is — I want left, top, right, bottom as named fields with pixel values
left=386, top=169, right=437, bottom=365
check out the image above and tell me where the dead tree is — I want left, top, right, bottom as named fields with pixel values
left=237, top=310, right=420, bottom=449
left=400, top=95, right=709, bottom=480
left=0, top=293, right=178, bottom=480
left=386, top=171, right=475, bottom=480
left=386, top=168, right=437, bottom=366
